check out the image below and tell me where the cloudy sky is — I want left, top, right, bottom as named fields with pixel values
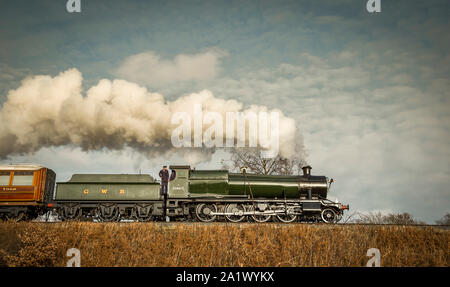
left=0, top=0, right=449, bottom=223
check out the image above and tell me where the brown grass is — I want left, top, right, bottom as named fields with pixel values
left=0, top=222, right=448, bottom=267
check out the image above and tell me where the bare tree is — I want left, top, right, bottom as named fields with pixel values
left=383, top=212, right=426, bottom=225
left=340, top=212, right=359, bottom=224
left=352, top=212, right=386, bottom=224
left=435, top=213, right=450, bottom=225
left=221, top=148, right=307, bottom=175
left=351, top=212, right=425, bottom=225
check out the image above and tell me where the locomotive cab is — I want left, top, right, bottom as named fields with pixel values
left=168, top=165, right=190, bottom=198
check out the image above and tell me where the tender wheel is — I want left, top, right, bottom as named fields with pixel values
left=61, top=205, right=82, bottom=221
left=195, top=203, right=217, bottom=222
left=321, top=208, right=337, bottom=223
left=225, top=203, right=246, bottom=222
left=132, top=205, right=153, bottom=222
left=97, top=205, right=120, bottom=222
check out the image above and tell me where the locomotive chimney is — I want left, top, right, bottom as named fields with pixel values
left=302, top=165, right=312, bottom=177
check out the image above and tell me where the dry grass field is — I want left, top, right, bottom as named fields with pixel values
left=0, top=222, right=448, bottom=267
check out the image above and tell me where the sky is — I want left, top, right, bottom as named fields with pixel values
left=0, top=0, right=449, bottom=223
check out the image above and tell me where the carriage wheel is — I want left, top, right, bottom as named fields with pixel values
left=195, top=203, right=217, bottom=222
left=225, top=203, right=246, bottom=223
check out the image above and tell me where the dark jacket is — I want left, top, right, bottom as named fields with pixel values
left=159, top=169, right=169, bottom=183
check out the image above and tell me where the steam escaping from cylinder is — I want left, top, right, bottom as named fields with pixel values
left=0, top=69, right=305, bottom=164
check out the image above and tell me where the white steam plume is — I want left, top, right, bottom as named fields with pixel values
left=0, top=69, right=303, bottom=163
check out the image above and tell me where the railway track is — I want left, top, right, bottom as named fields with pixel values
left=18, top=216, right=450, bottom=229
left=153, top=222, right=450, bottom=229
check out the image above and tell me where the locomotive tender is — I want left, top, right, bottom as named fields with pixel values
left=0, top=164, right=348, bottom=223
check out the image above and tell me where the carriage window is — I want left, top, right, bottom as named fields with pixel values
left=0, top=171, right=11, bottom=185
left=12, top=171, right=34, bottom=186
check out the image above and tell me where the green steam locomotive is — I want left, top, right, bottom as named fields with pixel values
left=53, top=165, right=348, bottom=223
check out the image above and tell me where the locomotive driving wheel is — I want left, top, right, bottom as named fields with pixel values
left=249, top=204, right=272, bottom=223
left=225, top=203, right=246, bottom=222
left=276, top=207, right=297, bottom=223
left=252, top=214, right=272, bottom=223
left=276, top=213, right=297, bottom=223
left=195, top=203, right=217, bottom=222
left=321, top=208, right=337, bottom=223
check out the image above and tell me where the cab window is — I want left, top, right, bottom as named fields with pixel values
left=12, top=171, right=34, bottom=186
left=170, top=170, right=177, bottom=181
left=0, top=171, right=10, bottom=185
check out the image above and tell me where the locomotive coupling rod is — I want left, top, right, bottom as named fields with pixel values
left=210, top=210, right=289, bottom=216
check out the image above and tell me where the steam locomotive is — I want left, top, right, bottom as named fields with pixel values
left=0, top=164, right=348, bottom=223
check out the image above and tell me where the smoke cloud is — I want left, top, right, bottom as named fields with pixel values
left=0, top=69, right=303, bottom=163
left=115, top=49, right=227, bottom=86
